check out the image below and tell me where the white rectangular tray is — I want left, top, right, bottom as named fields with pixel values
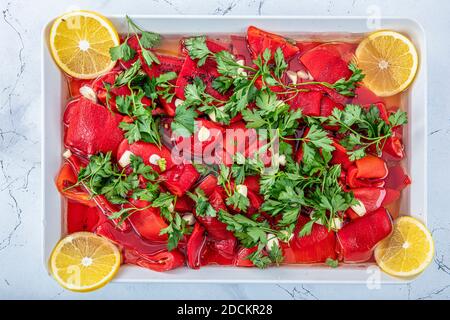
left=42, top=15, right=427, bottom=284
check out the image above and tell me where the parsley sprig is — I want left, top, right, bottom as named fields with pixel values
left=322, top=104, right=408, bottom=160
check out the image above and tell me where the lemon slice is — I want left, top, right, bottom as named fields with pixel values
left=49, top=10, right=119, bottom=79
left=355, top=30, right=419, bottom=97
left=375, top=216, right=434, bottom=278
left=49, top=232, right=121, bottom=292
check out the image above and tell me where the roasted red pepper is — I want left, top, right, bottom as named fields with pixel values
left=346, top=187, right=386, bottom=220
left=234, top=246, right=258, bottom=267
left=355, top=155, right=388, bottom=179
left=67, top=201, right=102, bottom=233
left=336, top=207, right=392, bottom=263
left=330, top=140, right=353, bottom=170
left=282, top=216, right=337, bottom=264
left=176, top=40, right=230, bottom=101
left=127, top=199, right=169, bottom=242
left=247, top=26, right=299, bottom=61
left=116, top=139, right=177, bottom=172
left=196, top=174, right=219, bottom=196
left=186, top=223, right=207, bottom=269
left=96, top=221, right=183, bottom=272
left=64, top=98, right=124, bottom=157
left=300, top=45, right=353, bottom=83
left=160, top=164, right=200, bottom=197
left=288, top=91, right=322, bottom=116
left=55, top=163, right=96, bottom=207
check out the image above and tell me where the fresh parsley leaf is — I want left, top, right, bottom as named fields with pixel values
left=187, top=188, right=217, bottom=217
left=109, top=41, right=136, bottom=62
left=184, top=36, right=212, bottom=66
left=171, top=103, right=197, bottom=137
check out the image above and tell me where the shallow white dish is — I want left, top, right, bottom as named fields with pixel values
left=42, top=15, right=427, bottom=284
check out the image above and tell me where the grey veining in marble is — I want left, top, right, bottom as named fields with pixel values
left=1, top=0, right=449, bottom=299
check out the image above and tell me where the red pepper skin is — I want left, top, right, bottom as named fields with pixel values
left=116, top=139, right=176, bottom=173
left=247, top=26, right=299, bottom=61
left=282, top=216, right=337, bottom=264
left=355, top=155, right=388, bottom=179
left=55, top=163, right=97, bottom=207
left=160, top=164, right=200, bottom=197
left=196, top=174, right=219, bottom=197
left=186, top=223, right=207, bottom=269
left=67, top=201, right=102, bottom=233
left=234, top=246, right=258, bottom=267
left=336, top=208, right=393, bottom=263
left=351, top=187, right=386, bottom=213
left=127, top=199, right=169, bottom=242
left=64, top=98, right=124, bottom=157
left=330, top=140, right=354, bottom=170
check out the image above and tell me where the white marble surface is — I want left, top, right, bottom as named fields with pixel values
left=1, top=0, right=449, bottom=299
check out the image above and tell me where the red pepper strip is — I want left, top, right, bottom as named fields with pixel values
left=96, top=221, right=184, bottom=272
left=355, top=155, right=388, bottom=179
left=352, top=187, right=386, bottom=213
left=330, top=140, right=354, bottom=170
left=234, top=246, right=258, bottom=267
left=126, top=199, right=169, bottom=242
left=336, top=207, right=393, bottom=263
left=346, top=165, right=385, bottom=189
left=186, top=223, right=207, bottom=269
left=160, top=164, right=200, bottom=197
left=282, top=215, right=337, bottom=264
left=67, top=201, right=102, bottom=233
left=247, top=26, right=299, bottom=60
left=55, top=163, right=96, bottom=207
left=65, top=155, right=129, bottom=230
